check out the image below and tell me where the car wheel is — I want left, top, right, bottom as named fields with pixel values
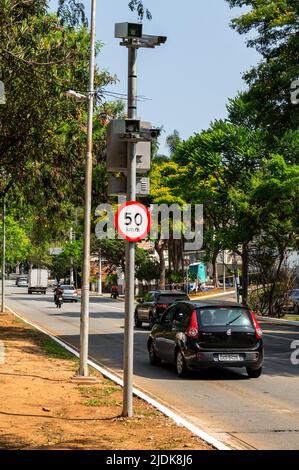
left=176, top=350, right=189, bottom=378
left=134, top=311, right=142, bottom=328
left=246, top=367, right=262, bottom=378
left=149, top=341, right=161, bottom=366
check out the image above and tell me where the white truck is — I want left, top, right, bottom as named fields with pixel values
left=28, top=268, right=48, bottom=294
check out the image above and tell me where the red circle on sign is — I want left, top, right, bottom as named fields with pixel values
left=115, top=201, right=151, bottom=242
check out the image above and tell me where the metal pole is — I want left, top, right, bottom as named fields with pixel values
left=1, top=198, right=5, bottom=313
left=97, top=252, right=102, bottom=294
left=122, top=44, right=137, bottom=417
left=79, top=0, right=96, bottom=377
left=70, top=227, right=74, bottom=285
left=223, top=250, right=226, bottom=292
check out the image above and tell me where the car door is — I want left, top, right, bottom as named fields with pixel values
left=139, top=292, right=154, bottom=321
left=164, top=303, right=191, bottom=363
left=155, top=305, right=177, bottom=360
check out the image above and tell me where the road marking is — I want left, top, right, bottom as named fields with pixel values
left=6, top=305, right=231, bottom=451
left=264, top=333, right=299, bottom=342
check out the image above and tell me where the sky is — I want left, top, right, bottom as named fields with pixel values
left=49, top=0, right=260, bottom=154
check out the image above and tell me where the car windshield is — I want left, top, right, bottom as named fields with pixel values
left=197, top=307, right=253, bottom=327
left=157, top=293, right=189, bottom=303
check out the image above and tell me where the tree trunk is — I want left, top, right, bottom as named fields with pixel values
left=155, top=240, right=167, bottom=290
left=212, top=250, right=219, bottom=287
left=241, top=243, right=249, bottom=305
left=268, top=250, right=285, bottom=316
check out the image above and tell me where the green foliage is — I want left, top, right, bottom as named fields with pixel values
left=225, top=0, right=299, bottom=135
left=0, top=212, right=31, bottom=267
left=128, top=0, right=152, bottom=20
left=135, top=249, right=159, bottom=282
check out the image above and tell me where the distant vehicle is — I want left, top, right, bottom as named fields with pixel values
left=282, top=289, right=299, bottom=314
left=135, top=290, right=190, bottom=329
left=28, top=269, right=48, bottom=294
left=147, top=300, right=263, bottom=378
left=16, top=275, right=27, bottom=285
left=218, top=279, right=233, bottom=288
left=17, top=277, right=28, bottom=287
left=60, top=285, right=78, bottom=302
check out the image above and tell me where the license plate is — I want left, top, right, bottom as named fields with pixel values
left=218, top=354, right=241, bottom=362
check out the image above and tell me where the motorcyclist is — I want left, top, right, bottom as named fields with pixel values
left=111, top=285, right=119, bottom=299
left=54, top=283, right=63, bottom=304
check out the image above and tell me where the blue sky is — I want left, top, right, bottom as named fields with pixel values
left=49, top=0, right=259, bottom=154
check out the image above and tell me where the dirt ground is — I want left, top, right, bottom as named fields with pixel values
left=0, top=312, right=212, bottom=450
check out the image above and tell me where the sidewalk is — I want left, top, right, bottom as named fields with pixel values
left=0, top=311, right=211, bottom=450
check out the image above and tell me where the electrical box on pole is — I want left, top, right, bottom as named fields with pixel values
left=108, top=175, right=150, bottom=196
left=106, top=120, right=158, bottom=173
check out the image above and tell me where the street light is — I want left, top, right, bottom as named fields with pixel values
left=65, top=89, right=87, bottom=101
left=66, top=0, right=97, bottom=380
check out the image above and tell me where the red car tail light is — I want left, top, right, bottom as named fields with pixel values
left=249, top=310, right=263, bottom=339
left=186, top=310, right=199, bottom=340
left=156, top=303, right=168, bottom=309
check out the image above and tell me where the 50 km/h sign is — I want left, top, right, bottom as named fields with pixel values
left=115, top=201, right=151, bottom=242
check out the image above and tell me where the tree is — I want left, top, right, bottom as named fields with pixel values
left=0, top=213, right=31, bottom=269
left=225, top=0, right=299, bottom=135
left=135, top=249, right=159, bottom=283
left=0, top=1, right=116, bottom=237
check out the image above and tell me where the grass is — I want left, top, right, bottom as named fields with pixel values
left=29, top=330, right=77, bottom=361
left=79, top=383, right=121, bottom=408
left=283, top=315, right=299, bottom=322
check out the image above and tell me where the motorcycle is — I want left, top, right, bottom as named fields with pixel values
left=55, top=295, right=63, bottom=308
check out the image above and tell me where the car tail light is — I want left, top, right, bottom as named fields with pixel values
left=156, top=303, right=168, bottom=309
left=249, top=310, right=263, bottom=339
left=186, top=310, right=199, bottom=339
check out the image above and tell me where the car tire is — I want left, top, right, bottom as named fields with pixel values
left=149, top=341, right=161, bottom=366
left=134, top=311, right=142, bottom=328
left=176, top=349, right=189, bottom=378
left=246, top=367, right=262, bottom=378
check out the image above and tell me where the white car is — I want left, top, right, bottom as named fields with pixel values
left=17, top=278, right=28, bottom=287
left=60, top=285, right=78, bottom=302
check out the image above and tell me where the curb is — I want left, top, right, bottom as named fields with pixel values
left=257, top=315, right=299, bottom=327
left=6, top=305, right=230, bottom=451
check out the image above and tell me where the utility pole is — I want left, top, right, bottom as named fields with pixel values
left=97, top=251, right=102, bottom=294
left=122, top=45, right=138, bottom=417
left=232, top=253, right=240, bottom=303
left=1, top=82, right=6, bottom=312
left=1, top=198, right=5, bottom=313
left=223, top=250, right=226, bottom=292
left=70, top=227, right=74, bottom=285
left=79, top=0, right=96, bottom=377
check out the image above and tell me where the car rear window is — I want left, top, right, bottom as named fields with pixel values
left=197, top=307, right=253, bottom=327
left=61, top=285, right=73, bottom=290
left=157, top=294, right=189, bottom=303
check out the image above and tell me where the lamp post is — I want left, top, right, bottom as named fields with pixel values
left=1, top=83, right=6, bottom=313
left=66, top=0, right=97, bottom=378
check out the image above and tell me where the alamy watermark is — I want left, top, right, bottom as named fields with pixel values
left=95, top=198, right=204, bottom=251
left=290, top=340, right=299, bottom=366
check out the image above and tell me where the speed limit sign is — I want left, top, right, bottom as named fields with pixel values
left=115, top=201, right=151, bottom=242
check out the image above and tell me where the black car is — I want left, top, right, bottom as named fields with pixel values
left=147, top=300, right=263, bottom=378
left=135, top=290, right=190, bottom=329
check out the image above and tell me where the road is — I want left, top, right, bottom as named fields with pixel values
left=4, top=281, right=299, bottom=450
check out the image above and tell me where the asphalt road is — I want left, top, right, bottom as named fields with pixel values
left=4, top=281, right=299, bottom=450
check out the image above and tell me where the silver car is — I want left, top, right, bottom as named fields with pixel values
left=60, top=285, right=79, bottom=302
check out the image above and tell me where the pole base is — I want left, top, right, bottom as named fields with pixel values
left=70, top=375, right=101, bottom=385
